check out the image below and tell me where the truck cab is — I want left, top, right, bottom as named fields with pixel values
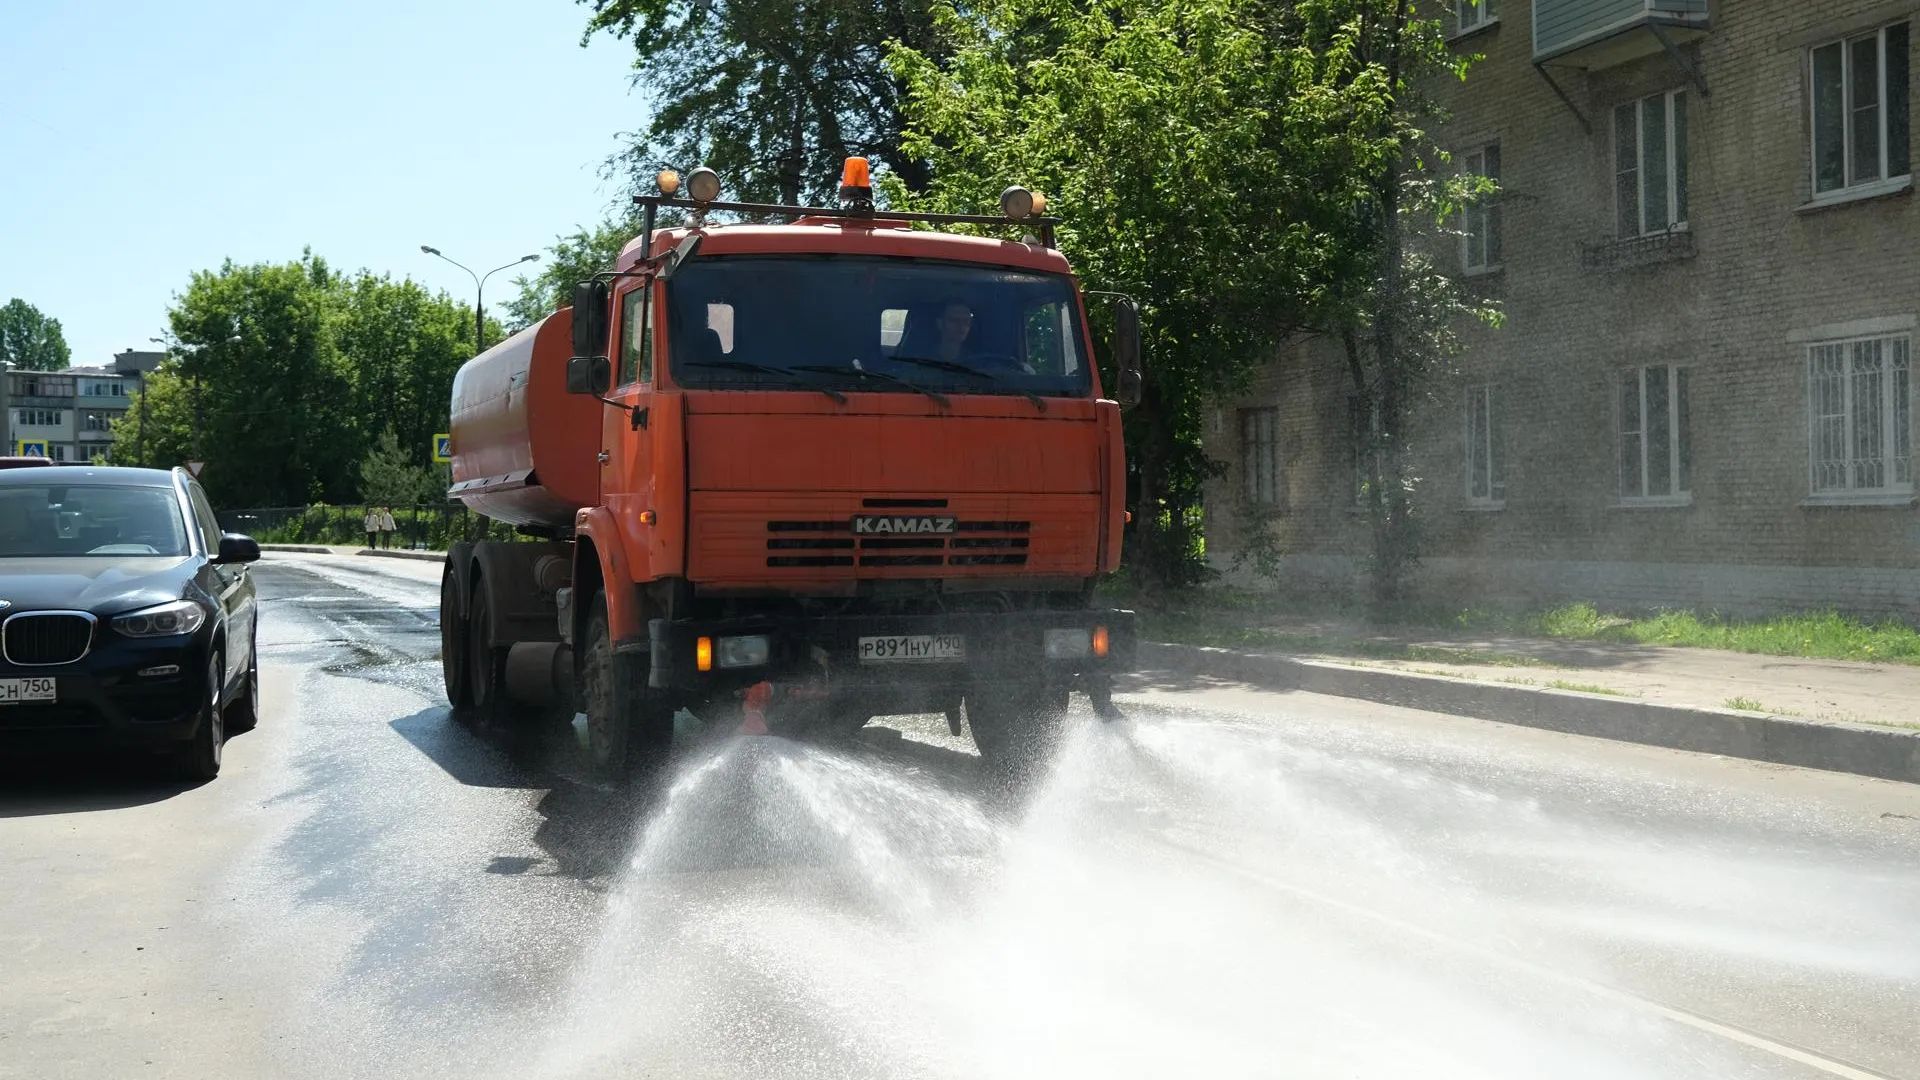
left=440, top=164, right=1138, bottom=781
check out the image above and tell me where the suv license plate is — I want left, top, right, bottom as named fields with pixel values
left=857, top=635, right=966, bottom=663
left=0, top=677, right=57, bottom=706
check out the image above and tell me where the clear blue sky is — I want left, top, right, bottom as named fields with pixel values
left=0, top=0, right=643, bottom=367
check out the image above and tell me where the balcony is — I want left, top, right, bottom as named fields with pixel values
left=1579, top=228, right=1696, bottom=273
left=1533, top=0, right=1709, bottom=66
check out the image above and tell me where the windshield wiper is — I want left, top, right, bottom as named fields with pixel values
left=888, top=355, right=1047, bottom=413
left=790, top=364, right=950, bottom=409
left=682, top=360, right=846, bottom=404
left=887, top=354, right=988, bottom=379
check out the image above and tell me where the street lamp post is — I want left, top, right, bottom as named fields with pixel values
left=420, top=247, right=540, bottom=352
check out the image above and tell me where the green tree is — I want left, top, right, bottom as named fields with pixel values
left=161, top=253, right=360, bottom=506
left=109, top=364, right=195, bottom=470
left=582, top=0, right=947, bottom=203
left=114, top=254, right=482, bottom=509
left=891, top=0, right=1495, bottom=597
left=0, top=298, right=72, bottom=371
left=1302, top=0, right=1500, bottom=610
left=890, top=0, right=1378, bottom=587
left=358, top=426, right=441, bottom=507
left=336, top=271, right=475, bottom=465
left=504, top=212, right=648, bottom=330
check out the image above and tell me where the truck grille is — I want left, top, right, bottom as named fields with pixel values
left=3, top=612, right=96, bottom=666
left=765, top=519, right=1030, bottom=569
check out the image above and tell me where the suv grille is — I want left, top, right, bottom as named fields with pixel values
left=765, top=520, right=1030, bottom=569
left=3, top=612, right=96, bottom=666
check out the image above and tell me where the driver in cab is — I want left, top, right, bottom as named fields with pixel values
left=914, top=300, right=1035, bottom=375
left=932, top=301, right=975, bottom=364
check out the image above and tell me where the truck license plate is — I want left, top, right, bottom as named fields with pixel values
left=857, top=634, right=965, bottom=663
left=0, top=677, right=57, bottom=706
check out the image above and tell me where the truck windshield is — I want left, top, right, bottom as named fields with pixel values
left=665, top=256, right=1092, bottom=398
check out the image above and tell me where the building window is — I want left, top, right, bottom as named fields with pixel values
left=1240, top=407, right=1280, bottom=505
left=1618, top=365, right=1691, bottom=502
left=19, top=376, right=74, bottom=397
left=1808, top=334, right=1912, bottom=496
left=15, top=409, right=65, bottom=427
left=1455, top=0, right=1493, bottom=33
left=1811, top=22, right=1910, bottom=197
left=83, top=411, right=115, bottom=432
left=47, top=443, right=67, bottom=462
left=1461, top=144, right=1502, bottom=272
left=1464, top=385, right=1505, bottom=507
left=1614, top=91, right=1688, bottom=236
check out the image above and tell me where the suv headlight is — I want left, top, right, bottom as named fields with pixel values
left=112, top=600, right=208, bottom=638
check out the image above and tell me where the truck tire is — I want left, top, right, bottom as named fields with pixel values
left=580, top=591, right=671, bottom=783
left=965, top=683, right=1069, bottom=783
left=465, top=580, right=509, bottom=723
left=441, top=567, right=472, bottom=711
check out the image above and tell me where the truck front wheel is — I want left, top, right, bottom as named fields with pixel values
left=440, top=567, right=471, bottom=710
left=580, top=591, right=671, bottom=783
left=965, top=683, right=1070, bottom=783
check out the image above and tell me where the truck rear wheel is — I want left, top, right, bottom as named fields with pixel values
left=966, top=684, right=1070, bottom=783
left=465, top=581, right=510, bottom=722
left=581, top=591, right=672, bottom=783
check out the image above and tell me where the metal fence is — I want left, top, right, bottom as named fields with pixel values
left=216, top=503, right=523, bottom=551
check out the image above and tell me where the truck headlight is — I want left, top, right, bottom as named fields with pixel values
left=716, top=634, right=771, bottom=669
left=112, top=599, right=208, bottom=638
left=1044, top=628, right=1092, bottom=659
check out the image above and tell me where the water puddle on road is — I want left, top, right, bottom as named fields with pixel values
left=529, top=716, right=1788, bottom=1080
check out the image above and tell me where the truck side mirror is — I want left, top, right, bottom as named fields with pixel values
left=571, top=280, right=610, bottom=359
left=1112, top=296, right=1143, bottom=409
left=566, top=355, right=612, bottom=396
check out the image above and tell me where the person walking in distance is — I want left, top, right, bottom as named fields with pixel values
left=376, top=506, right=397, bottom=549
left=364, top=506, right=381, bottom=550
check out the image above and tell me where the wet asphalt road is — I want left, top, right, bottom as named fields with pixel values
left=3, top=551, right=1919, bottom=1080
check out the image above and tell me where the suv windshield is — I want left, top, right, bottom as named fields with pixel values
left=0, top=484, right=190, bottom=557
left=666, top=255, right=1092, bottom=397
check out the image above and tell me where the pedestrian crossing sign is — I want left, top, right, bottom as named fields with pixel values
left=14, top=440, right=48, bottom=458
left=433, top=434, right=452, bottom=463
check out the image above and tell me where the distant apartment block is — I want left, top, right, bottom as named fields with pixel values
left=2, top=349, right=164, bottom=463
left=1205, top=0, right=1917, bottom=617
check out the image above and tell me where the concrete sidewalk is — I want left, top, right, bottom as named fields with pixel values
left=1138, top=641, right=1920, bottom=785
left=258, top=544, right=443, bottom=562
left=1166, top=615, right=1920, bottom=731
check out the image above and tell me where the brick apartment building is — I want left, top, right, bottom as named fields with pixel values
left=1204, top=0, right=1918, bottom=617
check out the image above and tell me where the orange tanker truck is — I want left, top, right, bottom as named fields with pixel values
left=437, top=160, right=1140, bottom=780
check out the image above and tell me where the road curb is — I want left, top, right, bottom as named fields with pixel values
left=258, top=544, right=333, bottom=555
left=358, top=548, right=445, bottom=563
left=1138, top=641, right=1920, bottom=786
